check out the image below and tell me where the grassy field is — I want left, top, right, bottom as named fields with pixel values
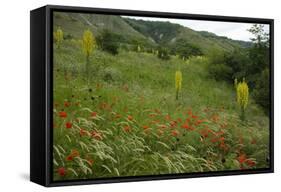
left=53, top=39, right=270, bottom=181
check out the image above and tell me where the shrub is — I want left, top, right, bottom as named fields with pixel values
left=96, top=30, right=120, bottom=55
left=172, top=39, right=203, bottom=60
left=252, top=68, right=270, bottom=114
left=157, top=47, right=170, bottom=60
left=208, top=63, right=233, bottom=81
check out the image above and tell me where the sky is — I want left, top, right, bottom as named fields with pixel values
left=122, top=16, right=270, bottom=42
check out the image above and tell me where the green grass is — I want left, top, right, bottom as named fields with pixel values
left=52, top=39, right=270, bottom=181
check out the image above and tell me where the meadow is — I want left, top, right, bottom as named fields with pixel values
left=52, top=40, right=269, bottom=181
left=52, top=13, right=270, bottom=180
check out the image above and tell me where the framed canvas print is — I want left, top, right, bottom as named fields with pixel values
left=30, top=5, right=274, bottom=187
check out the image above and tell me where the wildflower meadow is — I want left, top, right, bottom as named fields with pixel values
left=52, top=12, right=270, bottom=181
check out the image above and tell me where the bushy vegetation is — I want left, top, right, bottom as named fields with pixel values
left=96, top=30, right=120, bottom=55
left=206, top=24, right=270, bottom=113
left=171, top=39, right=203, bottom=60
left=157, top=46, right=170, bottom=60
left=52, top=14, right=270, bottom=181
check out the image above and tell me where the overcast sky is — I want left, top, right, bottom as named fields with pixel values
left=123, top=16, right=269, bottom=42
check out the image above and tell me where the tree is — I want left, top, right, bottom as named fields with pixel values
left=82, top=29, right=96, bottom=78
left=248, top=24, right=270, bottom=113
left=173, top=39, right=203, bottom=60
left=253, top=68, right=270, bottom=114
left=96, top=30, right=119, bottom=55
left=248, top=24, right=269, bottom=47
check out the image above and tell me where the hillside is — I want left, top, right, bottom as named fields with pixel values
left=54, top=12, right=251, bottom=53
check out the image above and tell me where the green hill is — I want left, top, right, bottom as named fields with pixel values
left=54, top=12, right=252, bottom=53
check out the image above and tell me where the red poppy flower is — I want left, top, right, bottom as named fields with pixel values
left=195, top=119, right=204, bottom=125
left=87, top=158, right=94, bottom=166
left=65, top=122, right=72, bottom=129
left=127, top=115, right=133, bottom=121
left=142, top=125, right=149, bottom=130
left=237, top=154, right=247, bottom=164
left=219, top=137, right=225, bottom=141
left=177, top=118, right=182, bottom=123
left=191, top=115, right=198, bottom=119
left=123, top=125, right=131, bottom=132
left=211, top=137, right=219, bottom=143
left=181, top=123, right=189, bottom=129
left=59, top=111, right=67, bottom=118
left=219, top=141, right=228, bottom=151
left=80, top=129, right=88, bottom=136
left=57, top=167, right=66, bottom=176
left=70, top=149, right=80, bottom=157
left=64, top=101, right=70, bottom=107
left=165, top=115, right=171, bottom=121
left=66, top=155, right=73, bottom=161
left=91, top=131, right=102, bottom=140
left=245, top=159, right=256, bottom=167
left=171, top=130, right=179, bottom=137
left=91, top=112, right=97, bottom=117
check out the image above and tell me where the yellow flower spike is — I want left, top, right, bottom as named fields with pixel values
left=82, top=29, right=95, bottom=58
left=175, top=70, right=182, bottom=100
left=82, top=29, right=96, bottom=79
left=236, top=81, right=249, bottom=109
left=53, top=27, right=63, bottom=48
left=236, top=79, right=249, bottom=121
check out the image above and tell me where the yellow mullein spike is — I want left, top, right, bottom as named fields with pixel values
left=82, top=29, right=96, bottom=58
left=236, top=80, right=249, bottom=110
left=54, top=27, right=63, bottom=48
left=175, top=70, right=182, bottom=100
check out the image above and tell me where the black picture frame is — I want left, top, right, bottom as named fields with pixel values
left=30, top=4, right=274, bottom=187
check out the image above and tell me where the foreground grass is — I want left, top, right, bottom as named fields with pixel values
left=53, top=41, right=269, bottom=180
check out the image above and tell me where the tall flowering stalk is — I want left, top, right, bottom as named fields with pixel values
left=236, top=79, right=249, bottom=121
left=54, top=27, right=63, bottom=49
left=82, top=29, right=96, bottom=78
left=175, top=70, right=182, bottom=100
